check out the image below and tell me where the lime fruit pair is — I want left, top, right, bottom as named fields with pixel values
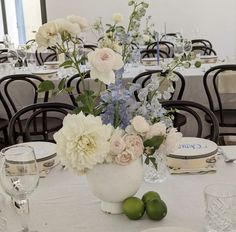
left=122, top=191, right=167, bottom=221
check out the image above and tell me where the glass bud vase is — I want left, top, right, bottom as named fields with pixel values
left=143, top=151, right=170, bottom=184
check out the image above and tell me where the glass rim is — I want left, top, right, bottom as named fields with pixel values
left=204, top=183, right=236, bottom=198
left=0, top=144, right=34, bottom=156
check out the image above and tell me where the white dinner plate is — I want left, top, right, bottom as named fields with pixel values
left=9, top=142, right=58, bottom=173
left=32, top=70, right=58, bottom=79
left=145, top=66, right=162, bottom=71
left=141, top=226, right=197, bottom=232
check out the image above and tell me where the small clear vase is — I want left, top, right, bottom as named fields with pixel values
left=143, top=151, right=169, bottom=184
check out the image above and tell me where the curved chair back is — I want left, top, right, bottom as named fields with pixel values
left=141, top=49, right=169, bottom=59
left=8, top=102, right=75, bottom=144
left=191, top=39, right=212, bottom=48
left=133, top=70, right=185, bottom=102
left=162, top=100, right=219, bottom=143
left=147, top=41, right=174, bottom=58
left=203, top=64, right=236, bottom=127
left=35, top=47, right=57, bottom=65
left=192, top=46, right=217, bottom=56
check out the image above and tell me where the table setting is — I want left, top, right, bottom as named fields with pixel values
left=1, top=1, right=236, bottom=232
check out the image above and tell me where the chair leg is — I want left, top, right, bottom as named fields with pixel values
left=219, top=136, right=226, bottom=146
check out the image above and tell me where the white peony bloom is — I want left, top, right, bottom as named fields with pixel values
left=131, top=115, right=150, bottom=134
left=87, top=48, right=124, bottom=85
left=143, top=34, right=151, bottom=43
left=67, top=15, right=90, bottom=32
left=35, top=21, right=60, bottom=49
left=53, top=112, right=113, bottom=174
left=158, top=128, right=182, bottom=155
left=112, top=13, right=123, bottom=23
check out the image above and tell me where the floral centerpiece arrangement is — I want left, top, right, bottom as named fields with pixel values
left=35, top=0, right=186, bottom=214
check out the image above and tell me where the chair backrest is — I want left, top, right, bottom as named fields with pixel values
left=141, top=49, right=169, bottom=59
left=203, top=64, right=236, bottom=125
left=192, top=46, right=217, bottom=56
left=162, top=100, right=219, bottom=143
left=35, top=47, right=57, bottom=65
left=191, top=39, right=212, bottom=48
left=8, top=102, right=75, bottom=144
left=0, top=49, right=8, bottom=63
left=147, top=41, right=174, bottom=58
left=160, top=33, right=178, bottom=41
left=132, top=70, right=185, bottom=102
left=0, top=74, right=49, bottom=120
left=83, top=44, right=97, bottom=51
left=66, top=72, right=91, bottom=107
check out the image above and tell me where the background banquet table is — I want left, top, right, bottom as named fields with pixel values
left=2, top=146, right=236, bottom=232
left=0, top=61, right=233, bottom=120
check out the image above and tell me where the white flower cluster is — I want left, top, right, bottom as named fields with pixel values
left=35, top=15, right=90, bottom=49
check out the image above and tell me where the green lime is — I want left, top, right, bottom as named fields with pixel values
left=122, top=197, right=145, bottom=220
left=194, top=60, right=202, bottom=68
left=146, top=198, right=167, bottom=220
left=142, top=191, right=161, bottom=205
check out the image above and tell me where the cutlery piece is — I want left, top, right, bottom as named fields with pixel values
left=218, top=147, right=236, bottom=163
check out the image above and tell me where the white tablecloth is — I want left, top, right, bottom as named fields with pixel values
left=3, top=147, right=236, bottom=232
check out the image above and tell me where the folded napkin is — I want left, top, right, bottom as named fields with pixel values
left=218, top=71, right=236, bottom=94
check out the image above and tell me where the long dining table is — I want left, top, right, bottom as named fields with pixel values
left=2, top=145, right=236, bottom=232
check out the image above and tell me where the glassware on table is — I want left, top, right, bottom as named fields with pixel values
left=2, top=34, right=11, bottom=48
left=0, top=145, right=40, bottom=232
left=131, top=48, right=141, bottom=67
left=143, top=151, right=169, bottom=183
left=204, top=184, right=236, bottom=232
left=7, top=49, right=19, bottom=73
left=17, top=45, right=28, bottom=70
left=174, top=40, right=184, bottom=58
left=183, top=39, right=192, bottom=57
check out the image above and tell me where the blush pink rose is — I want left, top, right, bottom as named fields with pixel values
left=123, top=134, right=144, bottom=158
left=110, top=134, right=126, bottom=155
left=115, top=150, right=134, bottom=165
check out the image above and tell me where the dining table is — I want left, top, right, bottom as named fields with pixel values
left=2, top=145, right=236, bottom=232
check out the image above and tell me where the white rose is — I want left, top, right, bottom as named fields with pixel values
left=53, top=112, right=113, bottom=174
left=158, top=128, right=182, bottom=155
left=131, top=116, right=150, bottom=134
left=145, top=122, right=167, bottom=140
left=35, top=21, right=59, bottom=49
left=112, top=13, right=123, bottom=23
left=54, top=18, right=81, bottom=36
left=67, top=15, right=90, bottom=32
left=87, top=48, right=124, bottom=85
left=143, top=34, right=150, bottom=43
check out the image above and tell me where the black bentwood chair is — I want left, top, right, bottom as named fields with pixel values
left=0, top=74, right=62, bottom=142
left=203, top=64, right=236, bottom=144
left=191, top=46, right=217, bottom=56
left=147, top=41, right=175, bottom=58
left=8, top=102, right=75, bottom=145
left=162, top=100, right=219, bottom=143
left=191, top=39, right=213, bottom=49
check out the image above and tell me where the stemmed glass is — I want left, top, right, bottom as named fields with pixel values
left=17, top=45, right=28, bottom=70
left=174, top=40, right=184, bottom=58
left=183, top=39, right=192, bottom=58
left=7, top=49, right=19, bottom=73
left=0, top=145, right=39, bottom=232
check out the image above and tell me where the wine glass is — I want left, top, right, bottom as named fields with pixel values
left=0, top=145, right=39, bottom=232
left=183, top=39, right=192, bottom=58
left=17, top=45, right=28, bottom=70
left=7, top=49, right=19, bottom=73
left=174, top=40, right=184, bottom=58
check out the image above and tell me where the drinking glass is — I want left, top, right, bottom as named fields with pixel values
left=17, top=45, right=27, bottom=70
left=183, top=39, right=192, bottom=57
left=204, top=184, right=236, bottom=232
left=174, top=40, right=184, bottom=58
left=0, top=193, right=7, bottom=231
left=0, top=145, right=39, bottom=232
left=7, top=49, right=19, bottom=73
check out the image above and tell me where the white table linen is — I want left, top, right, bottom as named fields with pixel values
left=2, top=148, right=236, bottom=232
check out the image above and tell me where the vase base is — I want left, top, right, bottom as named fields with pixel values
left=101, top=201, right=123, bottom=214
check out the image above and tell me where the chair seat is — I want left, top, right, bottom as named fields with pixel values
left=205, top=109, right=236, bottom=127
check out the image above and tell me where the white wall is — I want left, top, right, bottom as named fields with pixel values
left=46, top=0, right=236, bottom=59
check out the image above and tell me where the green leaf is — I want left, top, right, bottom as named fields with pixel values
left=63, top=87, right=74, bottom=93
left=58, top=78, right=66, bottom=90
left=59, top=60, right=73, bottom=68
left=38, top=80, right=55, bottom=92
left=144, top=157, right=150, bottom=165
left=144, top=135, right=165, bottom=150
left=194, top=61, right=202, bottom=68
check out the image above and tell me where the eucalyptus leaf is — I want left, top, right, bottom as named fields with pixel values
left=37, top=80, right=55, bottom=92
